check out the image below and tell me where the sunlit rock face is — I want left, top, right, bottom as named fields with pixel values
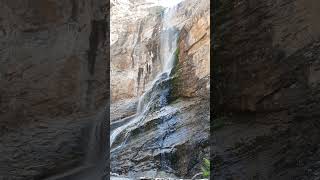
left=111, top=0, right=164, bottom=102
left=110, top=0, right=210, bottom=102
left=170, top=0, right=210, bottom=99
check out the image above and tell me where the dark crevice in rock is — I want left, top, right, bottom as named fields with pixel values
left=130, top=20, right=144, bottom=68
left=70, top=0, right=78, bottom=22
left=85, top=19, right=106, bottom=110
left=87, top=20, right=106, bottom=75
left=137, top=67, right=144, bottom=92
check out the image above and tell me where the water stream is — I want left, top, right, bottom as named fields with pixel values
left=110, top=6, right=179, bottom=149
left=110, top=4, right=180, bottom=177
left=45, top=108, right=108, bottom=180
left=44, top=2, right=183, bottom=180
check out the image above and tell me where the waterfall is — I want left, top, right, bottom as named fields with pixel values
left=44, top=108, right=108, bottom=180
left=85, top=109, right=108, bottom=168
left=160, top=6, right=179, bottom=73
left=110, top=5, right=180, bottom=150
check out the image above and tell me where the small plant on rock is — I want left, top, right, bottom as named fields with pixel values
left=201, top=158, right=210, bottom=178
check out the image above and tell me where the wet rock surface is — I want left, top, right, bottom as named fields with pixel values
left=111, top=98, right=209, bottom=179
left=110, top=0, right=210, bottom=178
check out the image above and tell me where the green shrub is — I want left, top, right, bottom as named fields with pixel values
left=201, top=158, right=210, bottom=178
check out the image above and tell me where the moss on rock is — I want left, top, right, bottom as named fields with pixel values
left=169, top=47, right=183, bottom=103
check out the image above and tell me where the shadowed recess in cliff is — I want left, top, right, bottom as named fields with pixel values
left=131, top=20, right=144, bottom=68
left=84, top=19, right=107, bottom=110
left=88, top=20, right=106, bottom=75
left=70, top=0, right=78, bottom=22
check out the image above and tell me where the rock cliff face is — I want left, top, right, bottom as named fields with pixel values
left=110, top=0, right=210, bottom=178
left=171, top=1, right=210, bottom=99
left=110, top=0, right=163, bottom=102
left=110, top=0, right=210, bottom=103
left=214, top=0, right=320, bottom=179
left=0, top=0, right=107, bottom=179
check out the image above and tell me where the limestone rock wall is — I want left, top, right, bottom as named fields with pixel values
left=0, top=0, right=107, bottom=179
left=110, top=0, right=210, bottom=103
left=110, top=9, right=163, bottom=102
left=213, top=0, right=320, bottom=179
left=171, top=0, right=210, bottom=99
left=0, top=0, right=107, bottom=125
left=110, top=0, right=210, bottom=178
left=214, top=0, right=320, bottom=112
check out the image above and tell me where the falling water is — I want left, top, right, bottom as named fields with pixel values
left=44, top=108, right=108, bottom=180
left=85, top=110, right=108, bottom=168
left=160, top=7, right=179, bottom=73
left=110, top=6, right=180, bottom=150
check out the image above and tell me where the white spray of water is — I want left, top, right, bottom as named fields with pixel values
left=160, top=7, right=179, bottom=74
